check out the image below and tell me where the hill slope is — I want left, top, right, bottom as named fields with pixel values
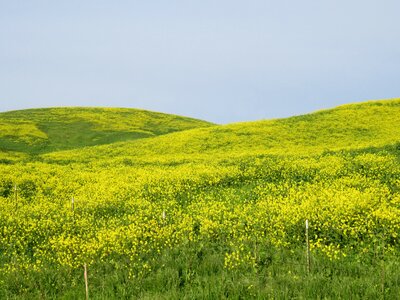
left=43, top=98, right=400, bottom=163
left=1, top=99, right=400, bottom=299
left=0, top=107, right=214, bottom=154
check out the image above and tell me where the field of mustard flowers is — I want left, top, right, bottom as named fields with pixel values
left=1, top=100, right=400, bottom=299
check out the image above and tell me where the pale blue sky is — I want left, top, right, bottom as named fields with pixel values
left=0, top=0, right=399, bottom=123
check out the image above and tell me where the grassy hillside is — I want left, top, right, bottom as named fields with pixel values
left=0, top=107, right=214, bottom=154
left=44, top=98, right=400, bottom=164
left=1, top=99, right=400, bottom=299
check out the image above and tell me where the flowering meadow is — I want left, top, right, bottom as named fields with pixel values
left=1, top=100, right=400, bottom=298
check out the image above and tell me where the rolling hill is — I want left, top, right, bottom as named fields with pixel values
left=0, top=107, right=214, bottom=154
left=1, top=98, right=400, bottom=299
left=41, top=98, right=400, bottom=164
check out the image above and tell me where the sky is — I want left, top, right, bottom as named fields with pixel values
left=0, top=1, right=399, bottom=124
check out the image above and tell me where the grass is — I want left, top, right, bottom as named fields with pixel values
left=1, top=98, right=400, bottom=299
left=0, top=107, right=214, bottom=154
left=38, top=98, right=400, bottom=165
left=1, top=245, right=399, bottom=299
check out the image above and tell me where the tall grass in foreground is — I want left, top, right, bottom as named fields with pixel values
left=1, top=245, right=399, bottom=299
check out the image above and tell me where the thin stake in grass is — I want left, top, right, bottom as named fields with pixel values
left=305, top=219, right=310, bottom=275
left=84, top=263, right=89, bottom=300
left=14, top=184, right=17, bottom=209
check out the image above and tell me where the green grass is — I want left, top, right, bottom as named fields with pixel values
left=0, top=107, right=214, bottom=154
left=2, top=98, right=399, bottom=158
left=1, top=244, right=399, bottom=299
left=1, top=98, right=400, bottom=299
left=42, top=98, right=400, bottom=164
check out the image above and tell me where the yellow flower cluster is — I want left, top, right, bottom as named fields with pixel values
left=0, top=140, right=399, bottom=277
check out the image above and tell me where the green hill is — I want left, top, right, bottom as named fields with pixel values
left=43, top=98, right=400, bottom=164
left=0, top=107, right=214, bottom=154
left=1, top=98, right=400, bottom=299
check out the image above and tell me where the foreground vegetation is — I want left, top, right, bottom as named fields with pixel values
left=1, top=99, right=400, bottom=299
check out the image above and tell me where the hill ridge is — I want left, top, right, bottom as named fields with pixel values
left=0, top=107, right=214, bottom=154
left=40, top=98, right=400, bottom=164
left=1, top=98, right=399, bottom=159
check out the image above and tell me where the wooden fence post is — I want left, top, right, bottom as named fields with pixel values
left=84, top=263, right=89, bottom=300
left=306, top=219, right=310, bottom=275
